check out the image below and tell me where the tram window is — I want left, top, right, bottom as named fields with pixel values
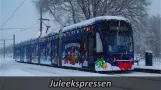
left=96, top=32, right=103, bottom=53
left=77, top=30, right=79, bottom=33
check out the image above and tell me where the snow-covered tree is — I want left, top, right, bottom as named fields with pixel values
left=33, top=0, right=150, bottom=26
left=145, top=15, right=161, bottom=56
left=33, top=0, right=151, bottom=54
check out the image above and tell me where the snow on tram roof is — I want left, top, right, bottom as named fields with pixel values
left=62, top=16, right=129, bottom=32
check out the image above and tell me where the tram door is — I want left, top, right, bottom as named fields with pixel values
left=51, top=37, right=59, bottom=66
left=87, top=33, right=95, bottom=70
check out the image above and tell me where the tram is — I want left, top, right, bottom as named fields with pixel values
left=14, top=16, right=134, bottom=71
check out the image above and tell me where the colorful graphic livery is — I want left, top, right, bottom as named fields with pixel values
left=14, top=16, right=134, bottom=71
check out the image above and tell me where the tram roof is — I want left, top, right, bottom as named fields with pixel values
left=62, top=16, right=129, bottom=32
left=40, top=31, right=59, bottom=38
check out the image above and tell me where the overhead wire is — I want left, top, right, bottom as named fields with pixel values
left=0, top=20, right=39, bottom=31
left=1, top=0, right=26, bottom=28
left=20, top=21, right=39, bottom=32
left=0, top=27, right=39, bottom=30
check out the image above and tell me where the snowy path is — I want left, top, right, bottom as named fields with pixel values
left=0, top=57, right=161, bottom=76
left=0, top=57, right=110, bottom=76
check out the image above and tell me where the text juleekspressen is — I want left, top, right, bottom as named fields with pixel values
left=49, top=79, right=112, bottom=88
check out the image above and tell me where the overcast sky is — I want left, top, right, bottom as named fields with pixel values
left=0, top=0, right=161, bottom=47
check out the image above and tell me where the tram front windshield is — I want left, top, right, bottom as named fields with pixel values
left=105, top=35, right=133, bottom=53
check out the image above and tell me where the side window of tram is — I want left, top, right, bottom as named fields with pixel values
left=96, top=32, right=103, bottom=53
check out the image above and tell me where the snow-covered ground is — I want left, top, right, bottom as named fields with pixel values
left=0, top=57, right=111, bottom=76
left=0, top=56, right=161, bottom=76
left=134, top=58, right=161, bottom=70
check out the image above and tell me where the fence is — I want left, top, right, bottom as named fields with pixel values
left=134, top=53, right=161, bottom=66
left=153, top=55, right=161, bottom=66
